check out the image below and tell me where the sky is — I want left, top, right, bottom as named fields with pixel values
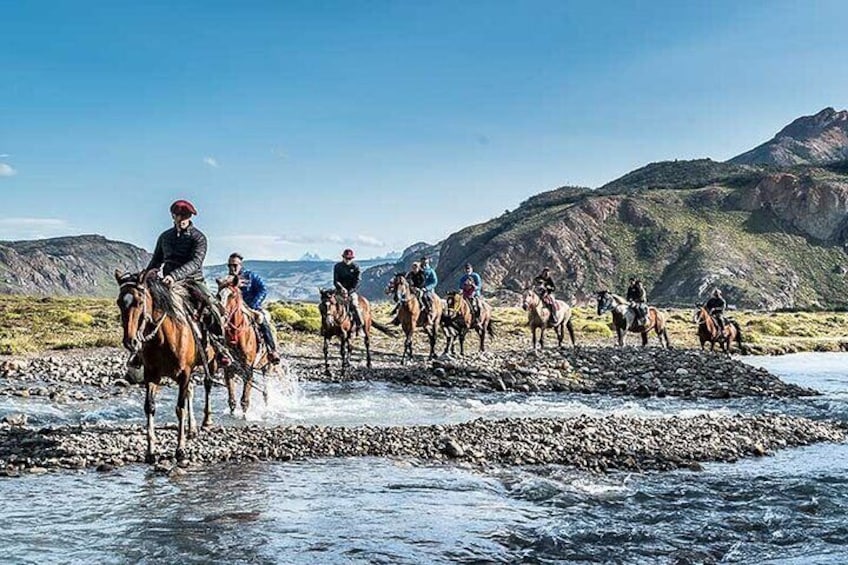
left=2, top=0, right=848, bottom=263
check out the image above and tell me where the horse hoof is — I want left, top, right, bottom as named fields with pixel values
left=202, top=420, right=213, bottom=430
left=145, top=452, right=156, bottom=465
left=175, top=448, right=187, bottom=462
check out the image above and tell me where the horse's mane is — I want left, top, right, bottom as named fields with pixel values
left=148, top=278, right=190, bottom=321
left=607, top=293, right=627, bottom=304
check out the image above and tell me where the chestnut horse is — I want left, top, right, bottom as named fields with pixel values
left=216, top=276, right=271, bottom=416
left=693, top=304, right=742, bottom=356
left=115, top=271, right=217, bottom=463
left=596, top=290, right=671, bottom=348
left=387, top=273, right=442, bottom=363
left=441, top=291, right=495, bottom=355
left=521, top=287, right=576, bottom=349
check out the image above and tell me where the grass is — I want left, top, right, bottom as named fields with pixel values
left=1, top=294, right=847, bottom=356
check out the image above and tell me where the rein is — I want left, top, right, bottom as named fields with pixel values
left=121, top=282, right=167, bottom=344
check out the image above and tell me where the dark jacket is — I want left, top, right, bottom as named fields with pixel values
left=706, top=296, right=726, bottom=313
left=533, top=274, right=556, bottom=292
left=146, top=223, right=207, bottom=281
left=239, top=269, right=268, bottom=310
left=333, top=261, right=361, bottom=292
left=406, top=270, right=426, bottom=289
left=627, top=284, right=647, bottom=303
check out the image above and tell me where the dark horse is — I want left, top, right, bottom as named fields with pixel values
left=521, top=287, right=576, bottom=349
left=115, top=271, right=217, bottom=462
left=319, top=288, right=392, bottom=375
left=693, top=304, right=742, bottom=356
left=387, top=273, right=443, bottom=363
left=441, top=291, right=495, bottom=355
left=596, top=290, right=671, bottom=348
left=217, top=275, right=272, bottom=416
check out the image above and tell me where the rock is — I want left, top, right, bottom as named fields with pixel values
left=441, top=438, right=465, bottom=458
left=2, top=414, right=28, bottom=426
left=675, top=368, right=690, bottom=376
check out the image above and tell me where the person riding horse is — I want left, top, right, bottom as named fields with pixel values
left=705, top=288, right=727, bottom=339
left=333, top=248, right=363, bottom=325
left=459, top=263, right=483, bottom=323
left=143, top=199, right=232, bottom=367
left=389, top=261, right=425, bottom=324
left=420, top=256, right=438, bottom=313
left=626, top=278, right=648, bottom=327
left=532, top=267, right=558, bottom=318
left=226, top=252, right=281, bottom=364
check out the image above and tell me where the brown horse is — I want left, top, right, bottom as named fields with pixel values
left=693, top=304, right=742, bottom=356
left=441, top=291, right=495, bottom=355
left=387, top=273, right=442, bottom=363
left=319, top=288, right=391, bottom=375
left=521, top=287, right=576, bottom=349
left=596, top=291, right=671, bottom=348
left=115, top=270, right=217, bottom=463
left=216, top=276, right=271, bottom=416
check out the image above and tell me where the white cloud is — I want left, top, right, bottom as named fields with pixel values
left=213, top=232, right=386, bottom=262
left=203, top=156, right=219, bottom=168
left=0, top=163, right=17, bottom=177
left=0, top=154, right=10, bottom=158
left=0, top=218, right=71, bottom=240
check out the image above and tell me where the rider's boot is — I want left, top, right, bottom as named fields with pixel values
left=260, top=320, right=281, bottom=364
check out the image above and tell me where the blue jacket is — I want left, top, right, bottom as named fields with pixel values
left=459, top=272, right=482, bottom=296
left=422, top=266, right=438, bottom=292
left=239, top=269, right=268, bottom=310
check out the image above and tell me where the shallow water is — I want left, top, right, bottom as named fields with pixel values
left=1, top=352, right=847, bottom=563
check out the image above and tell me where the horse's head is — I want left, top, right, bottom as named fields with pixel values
left=114, top=270, right=147, bottom=353
left=216, top=275, right=241, bottom=311
left=693, top=302, right=708, bottom=325
left=596, top=290, right=614, bottom=315
left=521, top=286, right=538, bottom=311
left=445, top=291, right=463, bottom=317
left=389, top=273, right=410, bottom=301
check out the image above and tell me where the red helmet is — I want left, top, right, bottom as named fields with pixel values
left=342, top=248, right=355, bottom=259
left=170, top=199, right=198, bottom=217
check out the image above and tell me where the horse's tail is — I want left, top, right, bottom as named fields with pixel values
left=372, top=320, right=398, bottom=337
left=731, top=320, right=743, bottom=345
left=487, top=319, right=495, bottom=339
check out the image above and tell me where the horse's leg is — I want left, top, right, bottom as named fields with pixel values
left=226, top=367, right=237, bottom=414
left=364, top=330, right=372, bottom=369
left=478, top=325, right=485, bottom=352
left=428, top=325, right=437, bottom=360
left=556, top=323, right=564, bottom=348
left=175, top=372, right=190, bottom=461
left=202, top=368, right=213, bottom=429
left=566, top=318, right=576, bottom=347
left=186, top=376, right=197, bottom=439
left=144, top=381, right=159, bottom=464
left=241, top=369, right=252, bottom=416
left=539, top=327, right=545, bottom=349
left=530, top=326, right=536, bottom=350
left=340, top=337, right=348, bottom=375
left=641, top=331, right=648, bottom=347
left=617, top=327, right=625, bottom=347
left=323, top=336, right=331, bottom=376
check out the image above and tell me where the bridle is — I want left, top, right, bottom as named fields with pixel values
left=219, top=283, right=249, bottom=344
left=118, top=279, right=167, bottom=350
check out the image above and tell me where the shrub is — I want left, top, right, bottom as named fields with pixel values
left=0, top=335, right=37, bottom=355
left=579, top=320, right=614, bottom=338
left=60, top=311, right=95, bottom=327
left=292, top=317, right=321, bottom=333
left=745, top=319, right=785, bottom=336
left=269, top=305, right=302, bottom=325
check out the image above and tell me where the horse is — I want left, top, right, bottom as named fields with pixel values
left=216, top=275, right=272, bottom=416
left=521, top=287, right=576, bottom=349
left=318, top=288, right=393, bottom=375
left=596, top=290, right=671, bottom=348
left=114, top=270, right=217, bottom=463
left=441, top=291, right=495, bottom=355
left=693, top=304, right=742, bottom=356
left=387, top=273, right=443, bottom=363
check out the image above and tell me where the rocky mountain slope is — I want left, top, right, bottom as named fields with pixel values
left=0, top=235, right=150, bottom=297
left=437, top=158, right=848, bottom=309
left=730, top=107, right=848, bottom=166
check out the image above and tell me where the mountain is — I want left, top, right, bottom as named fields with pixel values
left=204, top=258, right=390, bottom=302
left=437, top=157, right=848, bottom=309
left=0, top=235, right=150, bottom=297
left=298, top=252, right=326, bottom=262
left=729, top=107, right=848, bottom=167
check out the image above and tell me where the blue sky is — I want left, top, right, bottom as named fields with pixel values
left=2, top=1, right=847, bottom=263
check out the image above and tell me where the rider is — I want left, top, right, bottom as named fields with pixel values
left=458, top=263, right=482, bottom=320
left=532, top=267, right=558, bottom=318
left=626, top=278, right=648, bottom=327
left=705, top=288, right=727, bottom=338
left=333, top=248, right=363, bottom=325
left=145, top=199, right=232, bottom=366
left=420, top=256, right=438, bottom=312
left=227, top=252, right=281, bottom=364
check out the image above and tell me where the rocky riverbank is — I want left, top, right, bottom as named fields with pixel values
left=298, top=347, right=819, bottom=398
left=0, top=414, right=843, bottom=477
